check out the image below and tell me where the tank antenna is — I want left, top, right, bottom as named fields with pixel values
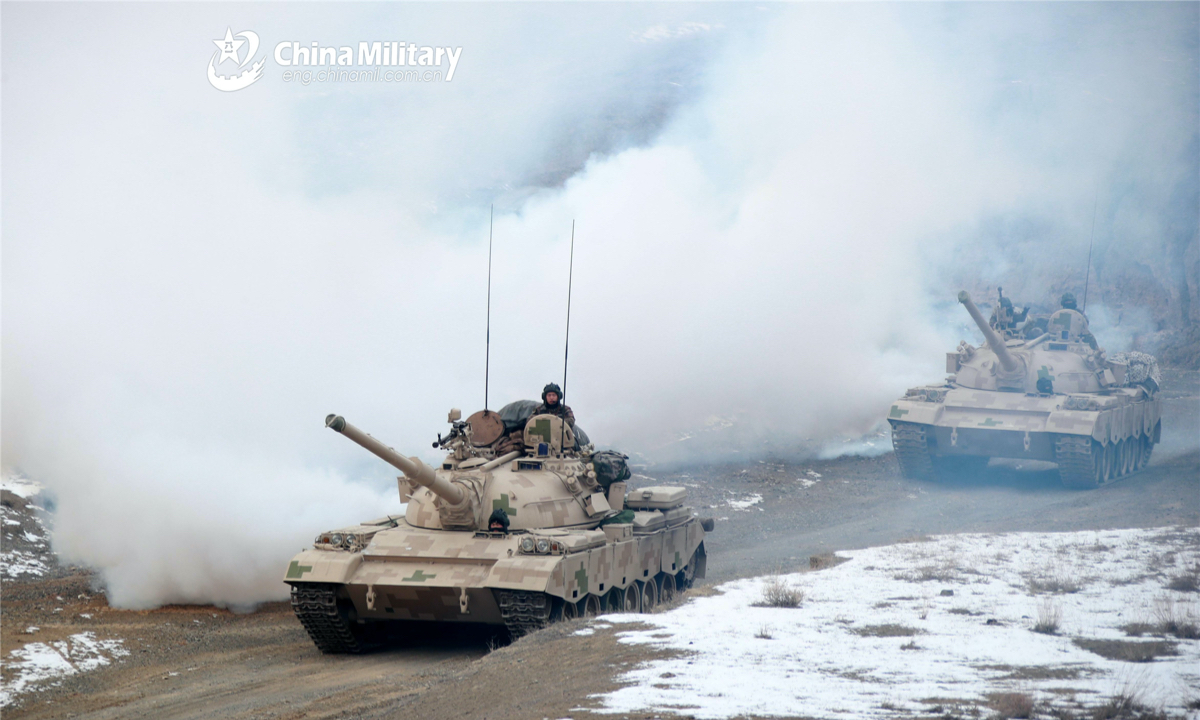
left=1083, top=191, right=1097, bottom=312
left=561, top=220, right=575, bottom=454
left=485, top=205, right=494, bottom=412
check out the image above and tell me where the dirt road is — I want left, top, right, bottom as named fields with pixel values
left=3, top=370, right=1196, bottom=719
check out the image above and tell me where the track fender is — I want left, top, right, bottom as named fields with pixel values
left=284, top=550, right=362, bottom=584
left=486, top=555, right=560, bottom=593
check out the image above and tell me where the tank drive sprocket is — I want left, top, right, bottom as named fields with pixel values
left=291, top=583, right=370, bottom=654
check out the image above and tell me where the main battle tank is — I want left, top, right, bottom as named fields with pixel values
left=888, top=291, right=1162, bottom=489
left=285, top=404, right=711, bottom=652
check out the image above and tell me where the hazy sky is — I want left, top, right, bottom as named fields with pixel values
left=3, top=2, right=1196, bottom=607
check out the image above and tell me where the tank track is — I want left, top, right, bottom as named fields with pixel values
left=495, top=590, right=553, bottom=639
left=1055, top=436, right=1103, bottom=489
left=891, top=422, right=935, bottom=480
left=291, top=583, right=368, bottom=654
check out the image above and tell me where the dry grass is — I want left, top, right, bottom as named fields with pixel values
left=754, top=625, right=773, bottom=640
left=851, top=623, right=923, bottom=637
left=753, top=576, right=804, bottom=608
left=1089, top=689, right=1168, bottom=720
left=1027, top=574, right=1084, bottom=595
left=809, top=553, right=850, bottom=570
left=1152, top=596, right=1198, bottom=639
left=1072, top=638, right=1178, bottom=663
left=989, top=692, right=1035, bottom=719
left=1166, top=562, right=1199, bottom=592
left=1033, top=599, right=1062, bottom=635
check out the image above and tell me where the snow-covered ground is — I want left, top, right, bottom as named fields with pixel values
left=596, top=527, right=1200, bottom=719
left=1, top=475, right=53, bottom=580
left=0, top=633, right=130, bottom=708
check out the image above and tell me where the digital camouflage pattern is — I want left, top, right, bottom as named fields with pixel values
left=286, top=410, right=709, bottom=652
left=889, top=291, right=1162, bottom=489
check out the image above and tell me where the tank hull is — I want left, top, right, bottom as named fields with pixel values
left=286, top=514, right=706, bottom=650
left=888, top=386, right=1161, bottom=488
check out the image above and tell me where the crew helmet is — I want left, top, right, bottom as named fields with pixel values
left=542, top=382, right=563, bottom=404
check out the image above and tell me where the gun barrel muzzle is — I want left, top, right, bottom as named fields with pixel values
left=325, top=414, right=465, bottom=505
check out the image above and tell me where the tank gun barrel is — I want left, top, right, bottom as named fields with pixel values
left=325, top=414, right=465, bottom=505
left=958, top=291, right=1018, bottom=372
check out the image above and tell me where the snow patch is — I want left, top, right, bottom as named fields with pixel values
left=0, top=632, right=129, bottom=708
left=593, top=527, right=1200, bottom=719
left=0, top=475, right=44, bottom=499
left=726, top=494, right=762, bottom=511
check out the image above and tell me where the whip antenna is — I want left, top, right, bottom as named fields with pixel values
left=1083, top=191, right=1097, bottom=312
left=485, top=205, right=493, bottom=412
left=561, top=220, right=575, bottom=454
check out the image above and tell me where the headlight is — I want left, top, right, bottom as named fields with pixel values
left=315, top=534, right=326, bottom=545
left=520, top=537, right=535, bottom=553
left=330, top=533, right=343, bottom=547
left=342, top=535, right=357, bottom=549
left=535, top=538, right=550, bottom=554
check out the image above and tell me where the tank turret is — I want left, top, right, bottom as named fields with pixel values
left=286, top=400, right=712, bottom=652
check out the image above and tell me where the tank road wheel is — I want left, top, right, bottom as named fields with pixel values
left=639, top=579, right=659, bottom=613
left=581, top=594, right=602, bottom=617
left=495, top=590, right=554, bottom=639
left=891, top=422, right=935, bottom=481
left=658, top=573, right=678, bottom=605
left=291, top=583, right=372, bottom=654
left=560, top=598, right=580, bottom=621
left=621, top=583, right=642, bottom=613
left=1055, top=436, right=1105, bottom=489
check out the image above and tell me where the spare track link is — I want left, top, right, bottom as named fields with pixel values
left=1055, top=435, right=1101, bottom=489
left=891, top=422, right=935, bottom=480
left=291, top=583, right=366, bottom=654
left=496, top=590, right=552, bottom=639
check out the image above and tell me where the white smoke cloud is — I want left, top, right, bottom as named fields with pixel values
left=3, top=4, right=1195, bottom=608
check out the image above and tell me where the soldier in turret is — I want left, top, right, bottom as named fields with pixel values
left=1049, top=292, right=1097, bottom=349
left=989, top=292, right=1030, bottom=334
left=532, top=382, right=575, bottom=427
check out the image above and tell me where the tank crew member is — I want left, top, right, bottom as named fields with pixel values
left=488, top=508, right=510, bottom=533
left=1049, top=292, right=1097, bottom=349
left=989, top=295, right=1030, bottom=333
left=532, top=382, right=575, bottom=428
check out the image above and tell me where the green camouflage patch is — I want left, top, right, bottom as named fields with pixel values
left=574, top=565, right=589, bottom=594
left=1038, top=365, right=1056, bottom=381
left=889, top=405, right=910, bottom=419
left=979, top=418, right=1003, bottom=427
left=402, top=569, right=437, bottom=582
left=674, top=551, right=682, bottom=570
left=286, top=560, right=313, bottom=579
left=529, top=418, right=552, bottom=442
left=493, top=494, right=517, bottom=517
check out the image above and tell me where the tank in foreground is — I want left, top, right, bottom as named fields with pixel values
left=888, top=291, right=1161, bottom=488
left=286, top=405, right=711, bottom=652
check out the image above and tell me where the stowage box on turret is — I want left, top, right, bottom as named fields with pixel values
left=285, top=404, right=711, bottom=653
left=888, top=291, right=1162, bottom=489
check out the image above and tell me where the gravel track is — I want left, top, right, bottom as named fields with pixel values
left=2, top=370, right=1196, bottom=719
